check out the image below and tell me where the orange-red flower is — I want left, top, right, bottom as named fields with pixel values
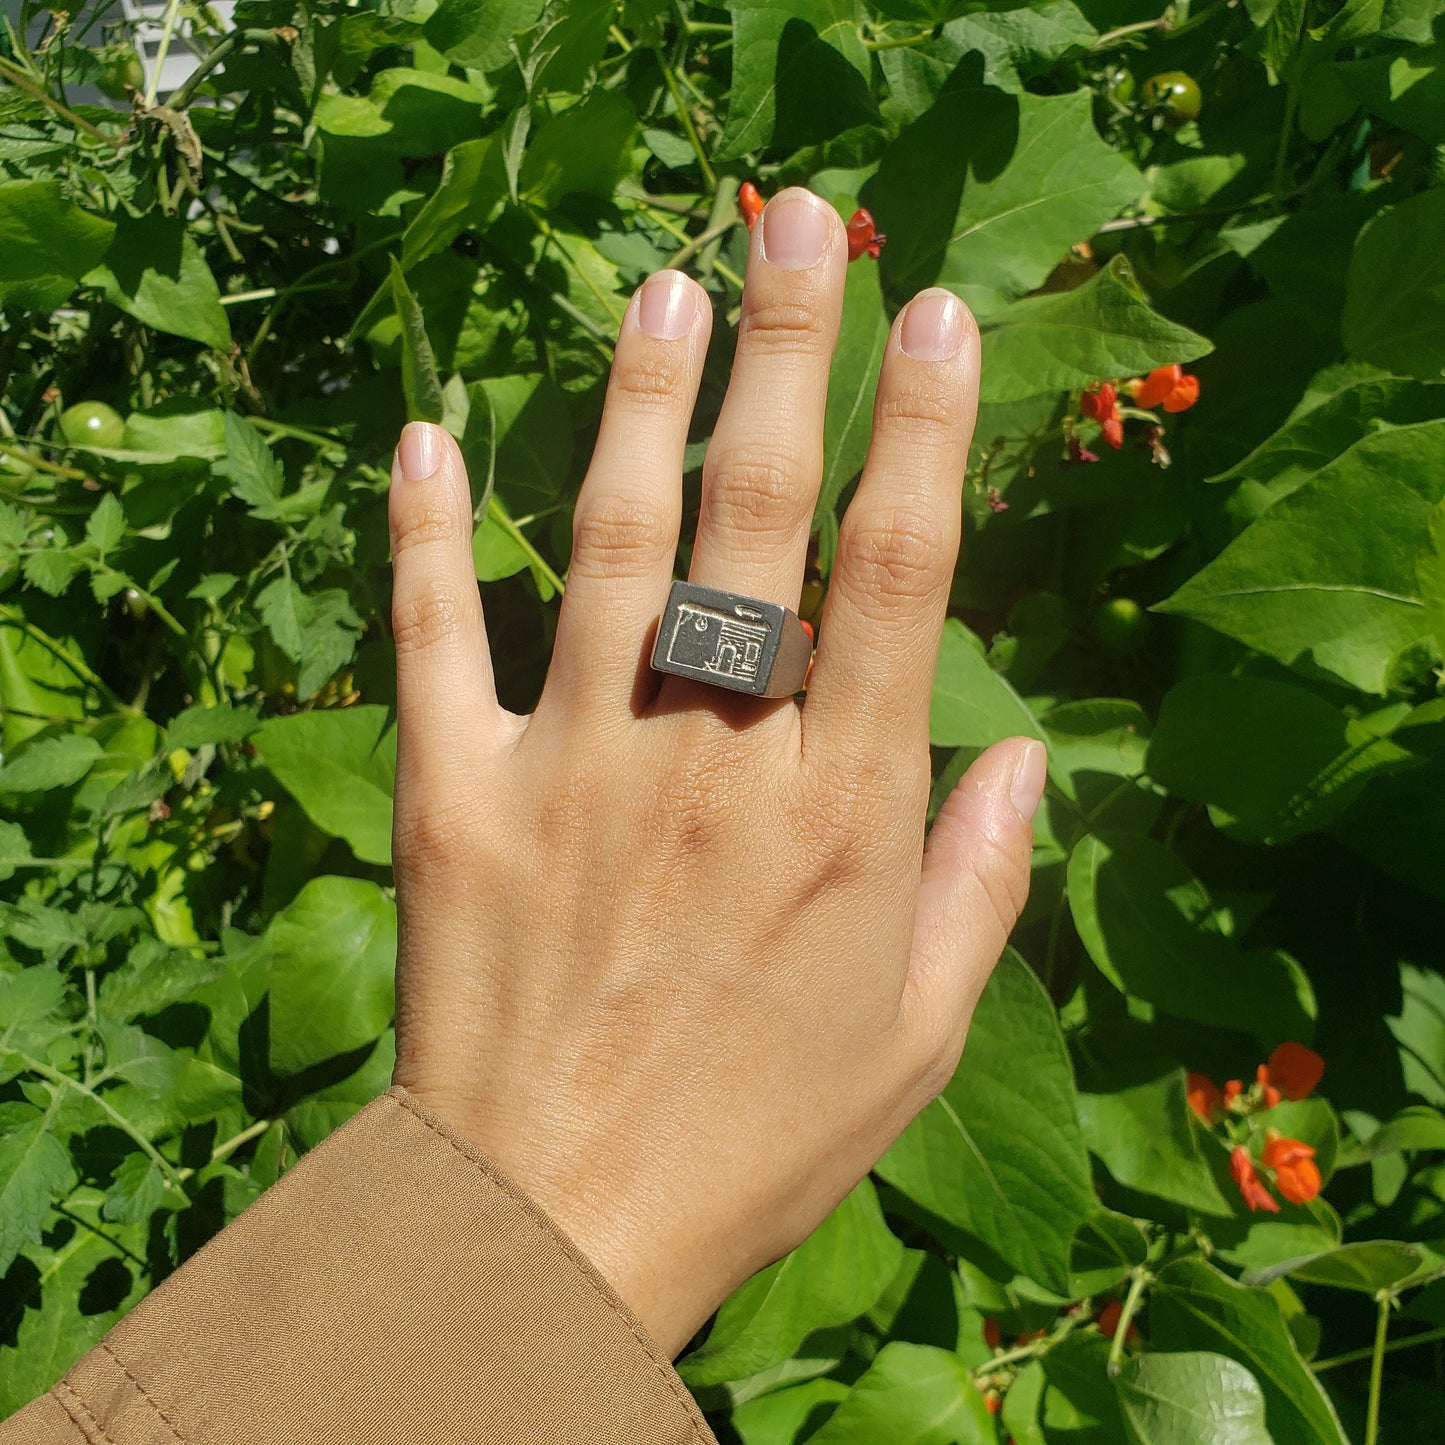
left=982, top=1316, right=1001, bottom=1350
left=1186, top=1073, right=1223, bottom=1122
left=739, top=180, right=764, bottom=230
left=1263, top=1130, right=1322, bottom=1205
left=1223, top=1078, right=1244, bottom=1108
left=1230, top=1144, right=1280, bottom=1213
left=1267, top=1042, right=1325, bottom=1102
left=1132, top=365, right=1200, bottom=413
left=1256, top=1063, right=1281, bottom=1110
left=845, top=207, right=885, bottom=260
left=1080, top=382, right=1117, bottom=421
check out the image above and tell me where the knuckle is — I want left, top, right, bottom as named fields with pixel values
left=609, top=350, right=688, bottom=415
left=874, top=384, right=961, bottom=445
left=391, top=496, right=463, bottom=557
left=705, top=446, right=809, bottom=539
left=392, top=578, right=471, bottom=658
left=964, top=828, right=1031, bottom=940
left=838, top=505, right=949, bottom=611
left=393, top=790, right=481, bottom=878
left=570, top=493, right=671, bottom=580
left=740, top=295, right=832, bottom=358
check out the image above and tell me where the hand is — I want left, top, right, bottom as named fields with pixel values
left=386, top=187, right=1045, bottom=1358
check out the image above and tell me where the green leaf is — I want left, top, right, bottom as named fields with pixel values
left=1158, top=423, right=1445, bottom=695
left=717, top=0, right=879, bottom=161
left=100, top=1021, right=241, bottom=1127
left=1337, top=1105, right=1445, bottom=1165
left=0, top=819, right=34, bottom=881
left=284, top=1031, right=398, bottom=1152
left=1070, top=1210, right=1150, bottom=1297
left=472, top=501, right=533, bottom=582
left=806, top=1342, right=994, bottom=1445
left=84, top=211, right=231, bottom=352
left=1418, top=497, right=1445, bottom=662
left=814, top=259, right=889, bottom=563
left=425, top=0, right=546, bottom=70
left=1149, top=1258, right=1348, bottom=1445
left=254, top=706, right=396, bottom=866
left=214, top=413, right=287, bottom=520
left=929, top=619, right=1047, bottom=752
left=981, top=257, right=1212, bottom=404
left=1116, top=1352, right=1273, bottom=1445
left=98, top=938, right=225, bottom=1020
left=265, top=876, right=397, bottom=1076
left=101, top=1153, right=180, bottom=1224
left=0, top=1102, right=76, bottom=1274
left=1242, top=1240, right=1435, bottom=1295
left=0, top=732, right=101, bottom=793
left=877, top=950, right=1095, bottom=1295
left=314, top=70, right=486, bottom=216
left=391, top=256, right=446, bottom=425
left=1146, top=674, right=1418, bottom=842
left=1067, top=834, right=1314, bottom=1046
left=871, top=88, right=1142, bottom=317
left=460, top=373, right=573, bottom=513
left=878, top=4, right=1097, bottom=110
left=520, top=91, right=636, bottom=206
left=83, top=494, right=125, bottom=556
left=515, top=0, right=615, bottom=94
left=0, top=1190, right=146, bottom=1415
left=166, top=703, right=260, bottom=751
left=253, top=580, right=365, bottom=699
left=732, top=1379, right=851, bottom=1445
left=680, top=1179, right=903, bottom=1385
left=1343, top=186, right=1445, bottom=380
left=0, top=180, right=115, bottom=312
left=1078, top=1069, right=1232, bottom=1215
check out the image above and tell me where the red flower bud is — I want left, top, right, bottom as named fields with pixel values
left=983, top=1316, right=1001, bottom=1350
left=1101, top=416, right=1124, bottom=450
left=1186, top=1073, right=1222, bottom=1123
left=1080, top=383, right=1117, bottom=421
left=1256, top=1063, right=1281, bottom=1110
left=1230, top=1144, right=1280, bottom=1213
left=845, top=207, right=885, bottom=260
left=739, top=181, right=765, bottom=230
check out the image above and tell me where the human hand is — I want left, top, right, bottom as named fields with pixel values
left=386, top=187, right=1045, bottom=1358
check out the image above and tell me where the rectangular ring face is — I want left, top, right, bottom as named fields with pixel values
left=651, top=582, right=788, bottom=695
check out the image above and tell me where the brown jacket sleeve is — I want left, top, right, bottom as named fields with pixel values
left=1, top=1087, right=716, bottom=1445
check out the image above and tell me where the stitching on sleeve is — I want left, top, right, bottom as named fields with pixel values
left=97, top=1343, right=188, bottom=1444
left=54, top=1380, right=115, bottom=1445
left=386, top=1088, right=711, bottom=1444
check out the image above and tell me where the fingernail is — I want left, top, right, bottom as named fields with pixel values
left=1009, top=741, right=1048, bottom=822
left=395, top=422, right=440, bottom=483
left=637, top=269, right=696, bottom=340
left=900, top=289, right=966, bottom=362
left=759, top=189, right=831, bottom=270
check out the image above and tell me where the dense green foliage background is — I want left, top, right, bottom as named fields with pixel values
left=2, top=0, right=1445, bottom=1438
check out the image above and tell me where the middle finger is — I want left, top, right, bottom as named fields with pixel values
left=686, top=188, right=847, bottom=608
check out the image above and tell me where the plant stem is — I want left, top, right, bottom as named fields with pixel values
left=167, top=28, right=251, bottom=109
left=1270, top=0, right=1311, bottom=198
left=1091, top=16, right=1170, bottom=49
left=653, top=46, right=715, bottom=191
left=1108, top=1268, right=1151, bottom=1375
left=668, top=215, right=737, bottom=270
left=15, top=1051, right=186, bottom=1190
left=176, top=1118, right=272, bottom=1180
left=489, top=495, right=566, bottom=598
left=1364, top=1293, right=1391, bottom=1445
left=1316, top=1323, right=1445, bottom=1373
left=0, top=603, right=128, bottom=710
left=0, top=54, right=124, bottom=146
left=864, top=31, right=932, bottom=51
left=142, top=0, right=184, bottom=106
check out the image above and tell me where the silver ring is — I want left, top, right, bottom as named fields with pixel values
left=651, top=581, right=813, bottom=697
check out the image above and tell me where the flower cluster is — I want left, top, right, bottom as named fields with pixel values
left=1188, top=1042, right=1326, bottom=1213
left=1072, top=364, right=1201, bottom=460
left=738, top=181, right=886, bottom=261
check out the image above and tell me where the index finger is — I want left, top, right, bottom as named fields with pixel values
left=801, top=288, right=980, bottom=766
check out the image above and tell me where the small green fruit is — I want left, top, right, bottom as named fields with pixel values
left=59, top=401, right=126, bottom=449
left=1142, top=71, right=1202, bottom=124
left=95, top=46, right=146, bottom=102
left=1092, top=597, right=1150, bottom=657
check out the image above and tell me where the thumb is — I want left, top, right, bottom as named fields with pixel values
left=903, top=737, right=1046, bottom=1061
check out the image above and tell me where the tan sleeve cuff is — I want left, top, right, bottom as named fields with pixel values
left=29, top=1087, right=715, bottom=1445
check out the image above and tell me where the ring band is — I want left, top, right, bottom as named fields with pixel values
left=651, top=581, right=813, bottom=697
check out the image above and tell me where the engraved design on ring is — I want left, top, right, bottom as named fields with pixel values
left=651, top=581, right=813, bottom=697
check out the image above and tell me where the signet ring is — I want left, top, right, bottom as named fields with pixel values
left=650, top=581, right=813, bottom=698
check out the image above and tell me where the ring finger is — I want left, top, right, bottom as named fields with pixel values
left=685, top=187, right=848, bottom=608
